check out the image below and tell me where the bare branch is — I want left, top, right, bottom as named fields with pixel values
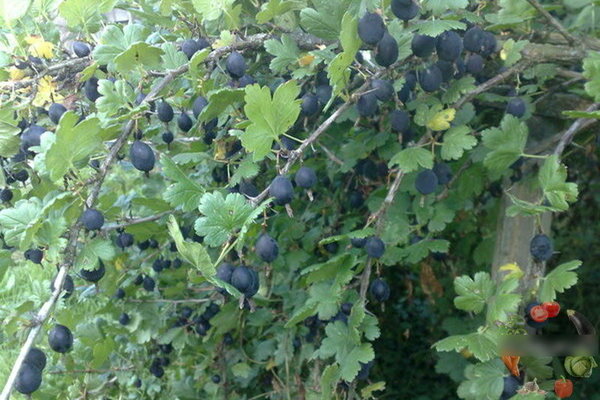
left=0, top=58, right=91, bottom=91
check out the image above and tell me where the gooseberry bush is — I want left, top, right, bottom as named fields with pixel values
left=0, top=0, right=599, bottom=399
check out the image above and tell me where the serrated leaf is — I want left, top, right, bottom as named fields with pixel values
left=427, top=108, right=456, bottom=131
left=320, top=364, right=340, bottom=400
left=327, top=12, right=360, bottom=96
left=299, top=0, right=345, bottom=40
left=486, top=278, right=520, bottom=323
left=0, top=106, right=21, bottom=158
left=539, top=154, right=578, bottom=211
left=482, top=115, right=528, bottom=177
left=167, top=215, right=215, bottom=277
left=442, top=76, right=477, bottom=104
left=457, top=359, right=504, bottom=400
left=434, top=330, right=498, bottom=362
left=161, top=156, right=205, bottom=212
left=194, top=192, right=255, bottom=247
left=506, top=193, right=561, bottom=217
left=264, top=34, right=300, bottom=74
left=454, top=272, right=495, bottom=313
left=113, top=42, right=163, bottom=73
left=200, top=88, right=245, bottom=122
left=388, top=147, right=434, bottom=172
left=241, top=81, right=301, bottom=160
left=539, top=260, right=581, bottom=302
left=285, top=302, right=318, bottom=328
left=423, top=0, right=469, bottom=14
left=45, top=112, right=103, bottom=181
left=229, top=156, right=259, bottom=186
left=192, top=0, right=235, bottom=21
left=441, top=125, right=477, bottom=160
left=161, top=42, right=188, bottom=70
left=416, top=20, right=466, bottom=36
left=500, top=39, right=529, bottom=67
left=256, top=0, right=295, bottom=23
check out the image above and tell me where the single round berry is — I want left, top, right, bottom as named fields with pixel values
left=411, top=34, right=436, bottom=58
left=365, top=236, right=385, bottom=258
left=157, top=102, right=174, bottom=122
left=211, top=374, right=221, bottom=384
left=530, top=234, right=553, bottom=261
left=357, top=13, right=385, bottom=45
left=119, top=313, right=131, bottom=325
left=371, top=79, right=394, bottom=102
left=0, top=188, right=13, bottom=203
left=130, top=141, right=156, bottom=172
left=226, top=51, right=247, bottom=79
left=255, top=233, right=279, bottom=263
left=81, top=208, right=104, bottom=230
left=24, top=348, right=47, bottom=371
left=177, top=112, right=193, bottom=132
left=14, top=363, right=42, bottom=395
left=419, top=65, right=443, bottom=92
left=162, top=131, right=174, bottom=145
left=415, top=169, right=439, bottom=195
left=295, top=166, right=317, bottom=189
left=72, top=41, right=91, bottom=57
left=48, top=103, right=67, bottom=124
left=436, top=31, right=463, bottom=61
left=48, top=324, right=73, bottom=353
left=301, top=94, right=320, bottom=116
left=269, top=175, right=294, bottom=205
left=506, top=97, right=526, bottom=118
left=369, top=278, right=390, bottom=302
left=351, top=237, right=367, bottom=248
left=24, top=248, right=43, bottom=264
left=374, top=33, right=399, bottom=67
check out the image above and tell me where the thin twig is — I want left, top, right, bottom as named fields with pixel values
left=125, top=298, right=211, bottom=304
left=554, top=103, right=600, bottom=156
left=100, top=211, right=172, bottom=231
left=318, top=144, right=344, bottom=166
left=525, top=0, right=578, bottom=45
left=0, top=58, right=91, bottom=91
left=48, top=367, right=134, bottom=375
left=453, top=60, right=530, bottom=109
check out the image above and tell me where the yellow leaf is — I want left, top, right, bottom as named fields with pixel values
left=9, top=66, right=25, bottom=81
left=298, top=54, right=315, bottom=66
left=214, top=140, right=227, bottom=160
left=426, top=108, right=456, bottom=131
left=25, top=35, right=54, bottom=59
left=498, top=263, right=524, bottom=280
left=33, top=76, right=63, bottom=107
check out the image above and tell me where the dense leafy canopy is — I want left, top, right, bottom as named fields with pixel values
left=0, top=0, right=599, bottom=399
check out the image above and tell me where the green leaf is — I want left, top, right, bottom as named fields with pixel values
left=486, top=278, right=520, bottom=323
left=45, top=112, right=103, bottom=181
left=441, top=125, right=477, bottom=160
left=506, top=193, right=561, bottom=217
left=300, top=0, right=345, bottom=40
left=0, top=198, right=42, bottom=247
left=229, top=156, right=259, bottom=186
left=442, top=76, right=477, bottom=104
left=192, top=0, right=235, bottom=21
left=539, top=260, right=581, bottom=302
left=241, top=81, right=301, bottom=160
left=114, top=42, right=163, bottom=73
left=285, top=302, right=318, bottom=328
left=75, top=239, right=115, bottom=268
left=0, top=0, right=32, bottom=21
left=457, top=359, right=504, bottom=400
left=501, top=39, right=529, bottom=67
left=320, top=364, right=340, bottom=400
left=58, top=0, right=116, bottom=32
left=434, top=330, right=498, bottom=362
left=161, top=155, right=205, bottom=212
left=96, top=79, right=136, bottom=122
left=315, top=321, right=375, bottom=381
left=199, top=88, right=245, bottom=123
left=539, top=154, right=578, bottom=211
left=0, top=106, right=21, bottom=158
left=482, top=115, right=528, bottom=177
left=520, top=356, right=553, bottom=380
left=256, top=0, right=295, bottom=23
left=415, top=20, right=466, bottom=36
left=167, top=215, right=215, bottom=278
left=264, top=34, right=300, bottom=74
left=388, top=147, right=434, bottom=172
left=423, top=0, right=469, bottom=14
left=454, top=272, right=495, bottom=313
left=309, top=282, right=342, bottom=320
left=327, top=12, right=360, bottom=96
left=160, top=43, right=188, bottom=70
left=231, top=362, right=252, bottom=378
left=194, top=192, right=256, bottom=247
left=360, top=381, right=386, bottom=399
left=582, top=53, right=600, bottom=101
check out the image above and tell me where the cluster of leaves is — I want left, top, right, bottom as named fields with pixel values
left=0, top=0, right=598, bottom=399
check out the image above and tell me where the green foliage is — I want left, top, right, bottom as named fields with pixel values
left=241, top=81, right=301, bottom=160
left=0, top=0, right=596, bottom=399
